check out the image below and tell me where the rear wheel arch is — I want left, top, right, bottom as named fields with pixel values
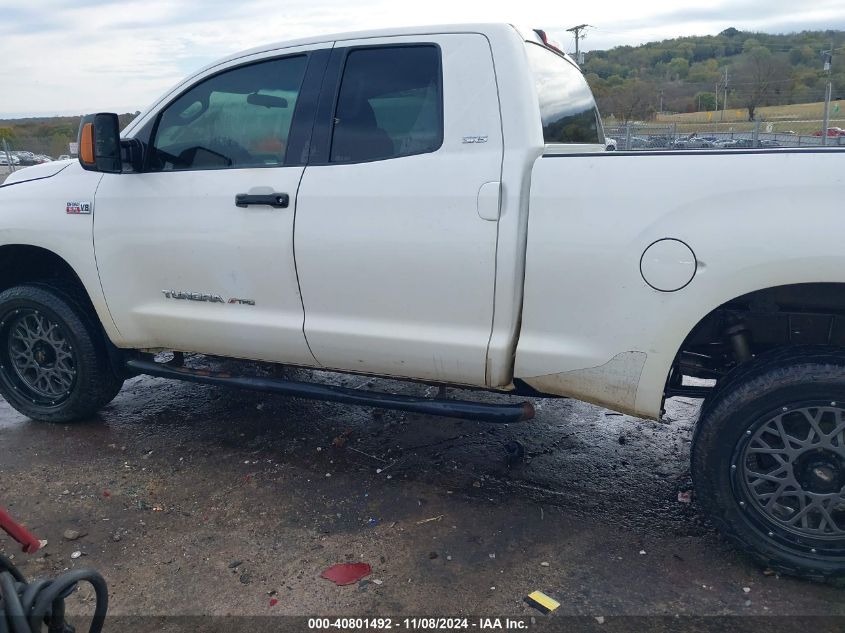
left=666, top=282, right=845, bottom=402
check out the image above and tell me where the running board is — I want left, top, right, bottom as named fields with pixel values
left=125, top=358, right=535, bottom=423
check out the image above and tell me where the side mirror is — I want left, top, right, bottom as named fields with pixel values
left=78, top=113, right=121, bottom=173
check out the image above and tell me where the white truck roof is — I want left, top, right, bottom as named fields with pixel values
left=215, top=22, right=521, bottom=64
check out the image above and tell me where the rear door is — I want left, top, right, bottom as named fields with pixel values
left=295, top=34, right=503, bottom=385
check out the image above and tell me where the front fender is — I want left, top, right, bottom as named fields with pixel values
left=0, top=163, right=122, bottom=344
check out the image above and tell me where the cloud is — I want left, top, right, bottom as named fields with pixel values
left=1, top=0, right=844, bottom=117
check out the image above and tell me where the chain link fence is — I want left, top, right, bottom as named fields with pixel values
left=604, top=121, right=845, bottom=151
left=0, top=138, right=16, bottom=183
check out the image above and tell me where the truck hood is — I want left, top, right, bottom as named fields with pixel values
left=1, top=161, right=72, bottom=186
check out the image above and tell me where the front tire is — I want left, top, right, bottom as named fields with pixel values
left=693, top=347, right=845, bottom=581
left=0, top=284, right=123, bottom=422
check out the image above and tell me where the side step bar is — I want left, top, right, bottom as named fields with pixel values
left=125, top=358, right=535, bottom=424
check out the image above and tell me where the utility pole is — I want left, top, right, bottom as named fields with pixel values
left=722, top=68, right=729, bottom=121
left=658, top=89, right=664, bottom=115
left=822, top=44, right=833, bottom=146
left=566, top=24, right=592, bottom=63
left=2, top=138, right=14, bottom=173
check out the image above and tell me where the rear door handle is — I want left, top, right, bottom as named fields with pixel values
left=235, top=193, right=289, bottom=208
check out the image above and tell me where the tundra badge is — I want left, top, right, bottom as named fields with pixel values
left=162, top=290, right=255, bottom=306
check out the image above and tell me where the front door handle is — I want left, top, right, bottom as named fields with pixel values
left=235, top=192, right=289, bottom=208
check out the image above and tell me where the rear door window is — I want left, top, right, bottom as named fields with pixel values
left=525, top=43, right=604, bottom=145
left=330, top=46, right=443, bottom=163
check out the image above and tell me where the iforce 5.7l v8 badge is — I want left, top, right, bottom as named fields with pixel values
left=66, top=201, right=91, bottom=215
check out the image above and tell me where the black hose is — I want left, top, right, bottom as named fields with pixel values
left=0, top=555, right=107, bottom=633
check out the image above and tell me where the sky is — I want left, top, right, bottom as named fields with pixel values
left=1, top=0, right=844, bottom=118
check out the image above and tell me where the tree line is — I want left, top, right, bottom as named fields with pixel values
left=0, top=113, right=138, bottom=157
left=584, top=27, right=845, bottom=121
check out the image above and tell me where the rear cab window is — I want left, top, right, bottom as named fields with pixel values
left=525, top=42, right=604, bottom=150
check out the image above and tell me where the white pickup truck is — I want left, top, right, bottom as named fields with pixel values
left=1, top=23, right=844, bottom=580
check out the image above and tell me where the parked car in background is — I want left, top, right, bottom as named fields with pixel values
left=0, top=154, right=20, bottom=166
left=12, top=152, right=38, bottom=166
left=57, top=155, right=72, bottom=161
left=674, top=134, right=715, bottom=149
left=605, top=138, right=617, bottom=151
left=718, top=138, right=755, bottom=149
left=645, top=135, right=673, bottom=148
left=814, top=127, right=845, bottom=137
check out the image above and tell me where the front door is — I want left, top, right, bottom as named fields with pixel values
left=295, top=34, right=504, bottom=385
left=94, top=46, right=327, bottom=365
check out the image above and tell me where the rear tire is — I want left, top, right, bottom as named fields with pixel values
left=0, top=284, right=123, bottom=422
left=693, top=347, right=845, bottom=581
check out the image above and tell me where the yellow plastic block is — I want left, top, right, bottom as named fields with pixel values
left=525, top=590, right=560, bottom=614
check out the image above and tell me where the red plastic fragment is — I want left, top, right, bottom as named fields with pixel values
left=0, top=507, right=41, bottom=554
left=320, top=562, right=372, bottom=586
left=269, top=598, right=279, bottom=607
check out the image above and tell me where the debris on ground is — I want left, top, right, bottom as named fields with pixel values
left=71, top=551, right=82, bottom=559
left=332, top=430, right=353, bottom=449
left=228, top=560, right=243, bottom=569
left=320, top=562, right=372, bottom=586
left=540, top=561, right=550, bottom=567
left=415, top=515, right=443, bottom=525
left=639, top=550, right=646, bottom=555
left=62, top=529, right=83, bottom=541
left=677, top=490, right=692, bottom=504
left=524, top=590, right=560, bottom=614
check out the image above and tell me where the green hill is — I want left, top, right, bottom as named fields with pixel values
left=584, top=27, right=845, bottom=121
left=0, top=113, right=138, bottom=157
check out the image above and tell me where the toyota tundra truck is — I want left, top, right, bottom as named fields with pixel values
left=1, top=23, right=844, bottom=580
